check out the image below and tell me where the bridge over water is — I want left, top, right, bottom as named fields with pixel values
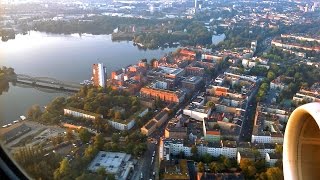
left=15, top=74, right=82, bottom=92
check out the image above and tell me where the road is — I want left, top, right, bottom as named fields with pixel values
left=239, top=80, right=261, bottom=142
left=131, top=141, right=157, bottom=180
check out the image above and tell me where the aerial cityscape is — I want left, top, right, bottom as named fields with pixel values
left=0, top=0, right=320, bottom=179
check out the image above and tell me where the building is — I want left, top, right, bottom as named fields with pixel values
left=141, top=119, right=158, bottom=136
left=154, top=110, right=169, bottom=127
left=92, top=63, right=107, bottom=87
left=180, top=49, right=196, bottom=58
left=108, top=119, right=135, bottom=131
left=165, top=118, right=187, bottom=139
left=203, top=120, right=221, bottom=142
left=251, top=104, right=287, bottom=144
left=88, top=151, right=134, bottom=180
left=64, top=108, right=103, bottom=120
left=148, top=66, right=185, bottom=79
left=221, top=140, right=238, bottom=158
left=185, top=66, right=205, bottom=76
left=163, top=159, right=190, bottom=180
left=197, top=172, right=243, bottom=180
left=181, top=76, right=203, bottom=92
left=201, top=53, right=225, bottom=62
left=141, top=109, right=169, bottom=136
left=237, top=150, right=255, bottom=164
left=62, top=123, right=82, bottom=130
left=270, top=76, right=292, bottom=91
left=292, top=83, right=320, bottom=103
left=183, top=104, right=212, bottom=121
left=140, top=86, right=185, bottom=103
left=265, top=152, right=280, bottom=167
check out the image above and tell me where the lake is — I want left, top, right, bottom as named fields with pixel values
left=0, top=31, right=176, bottom=125
left=212, top=34, right=226, bottom=45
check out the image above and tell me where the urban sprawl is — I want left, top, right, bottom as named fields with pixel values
left=0, top=0, right=320, bottom=180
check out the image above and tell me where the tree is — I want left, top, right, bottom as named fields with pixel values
left=79, top=128, right=91, bottom=143
left=93, top=116, right=104, bottom=132
left=96, top=167, right=106, bottom=176
left=267, top=71, right=276, bottom=81
left=65, top=129, right=74, bottom=142
left=106, top=174, right=116, bottom=180
left=54, top=158, right=72, bottom=180
left=76, top=173, right=104, bottom=180
left=111, top=133, right=120, bottom=143
left=254, top=159, right=267, bottom=173
left=266, top=167, right=283, bottom=180
left=94, top=134, right=105, bottom=150
left=257, top=172, right=268, bottom=180
left=224, top=158, right=232, bottom=169
left=202, top=153, right=213, bottom=164
left=191, top=145, right=198, bottom=157
left=206, top=101, right=215, bottom=109
left=209, top=162, right=224, bottom=173
left=84, top=145, right=98, bottom=161
left=240, top=159, right=256, bottom=178
left=197, top=162, right=205, bottom=172
left=275, top=159, right=283, bottom=169
left=27, top=104, right=42, bottom=121
left=252, top=148, right=262, bottom=160
left=275, top=144, right=283, bottom=155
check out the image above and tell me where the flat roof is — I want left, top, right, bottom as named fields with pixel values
left=88, top=151, right=131, bottom=174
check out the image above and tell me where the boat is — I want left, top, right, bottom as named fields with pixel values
left=2, top=125, right=8, bottom=128
left=20, top=116, right=26, bottom=120
left=13, top=120, right=19, bottom=124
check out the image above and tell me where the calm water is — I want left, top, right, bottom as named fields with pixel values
left=212, top=34, right=226, bottom=45
left=0, top=31, right=176, bottom=125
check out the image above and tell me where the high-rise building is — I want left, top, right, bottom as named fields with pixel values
left=92, top=63, right=107, bottom=87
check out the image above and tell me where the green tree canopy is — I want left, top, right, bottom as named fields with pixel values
left=79, top=128, right=92, bottom=143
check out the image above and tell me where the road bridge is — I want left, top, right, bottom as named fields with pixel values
left=15, top=74, right=82, bottom=92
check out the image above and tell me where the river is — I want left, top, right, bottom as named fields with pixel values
left=0, top=31, right=176, bottom=125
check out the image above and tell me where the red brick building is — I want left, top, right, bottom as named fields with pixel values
left=140, top=87, right=184, bottom=103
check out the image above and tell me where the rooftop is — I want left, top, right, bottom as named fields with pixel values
left=144, top=120, right=158, bottom=130
left=163, top=159, right=190, bottom=180
left=239, top=150, right=255, bottom=159
left=154, top=110, right=169, bottom=121
left=181, top=76, right=203, bottom=84
left=222, top=140, right=237, bottom=148
left=88, top=151, right=132, bottom=174
left=267, top=152, right=281, bottom=159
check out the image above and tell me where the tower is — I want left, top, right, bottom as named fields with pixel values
left=92, top=63, right=107, bottom=87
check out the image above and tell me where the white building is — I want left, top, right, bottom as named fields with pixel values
left=183, top=104, right=212, bottom=121
left=64, top=108, right=102, bottom=120
left=251, top=133, right=272, bottom=144
left=108, top=119, right=135, bottom=131
left=265, top=152, right=280, bottom=166
left=88, top=151, right=134, bottom=180
left=207, top=142, right=223, bottom=157
left=221, top=140, right=238, bottom=158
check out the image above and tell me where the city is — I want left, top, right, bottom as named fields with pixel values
left=0, top=0, right=320, bottom=180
